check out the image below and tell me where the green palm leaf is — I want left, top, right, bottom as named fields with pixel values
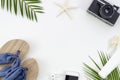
left=83, top=51, right=120, bottom=80
left=0, top=0, right=44, bottom=21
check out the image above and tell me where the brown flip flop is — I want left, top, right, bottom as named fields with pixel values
left=0, top=39, right=29, bottom=69
left=22, top=58, right=39, bottom=80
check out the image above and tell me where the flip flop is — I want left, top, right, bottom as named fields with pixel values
left=0, top=39, right=29, bottom=69
left=0, top=58, right=38, bottom=80
left=22, top=58, right=39, bottom=80
left=0, top=56, right=28, bottom=80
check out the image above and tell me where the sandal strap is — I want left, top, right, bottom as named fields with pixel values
left=0, top=50, right=20, bottom=64
left=12, top=57, right=21, bottom=68
left=4, top=67, right=28, bottom=80
left=0, top=66, right=11, bottom=77
left=0, top=50, right=28, bottom=80
left=0, top=57, right=21, bottom=77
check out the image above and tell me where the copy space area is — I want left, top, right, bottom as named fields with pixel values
left=0, top=0, right=120, bottom=79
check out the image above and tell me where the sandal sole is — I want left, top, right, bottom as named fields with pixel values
left=22, top=58, right=39, bottom=80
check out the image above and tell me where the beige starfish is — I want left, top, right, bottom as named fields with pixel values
left=54, top=0, right=79, bottom=19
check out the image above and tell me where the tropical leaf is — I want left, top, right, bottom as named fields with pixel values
left=83, top=51, right=120, bottom=80
left=0, top=0, right=44, bottom=21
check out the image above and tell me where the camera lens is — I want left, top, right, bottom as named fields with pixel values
left=100, top=4, right=114, bottom=19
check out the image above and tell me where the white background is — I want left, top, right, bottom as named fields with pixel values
left=0, top=0, right=120, bottom=80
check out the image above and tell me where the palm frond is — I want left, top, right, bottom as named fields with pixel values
left=83, top=51, right=120, bottom=80
left=0, top=0, right=44, bottom=21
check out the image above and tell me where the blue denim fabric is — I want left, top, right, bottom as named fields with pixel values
left=0, top=50, right=20, bottom=64
left=4, top=67, right=27, bottom=80
left=0, top=50, right=28, bottom=80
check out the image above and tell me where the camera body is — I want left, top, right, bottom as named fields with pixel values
left=88, top=0, right=120, bottom=26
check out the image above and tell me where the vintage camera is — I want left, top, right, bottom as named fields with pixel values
left=87, top=0, right=120, bottom=26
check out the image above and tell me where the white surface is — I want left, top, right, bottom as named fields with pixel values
left=0, top=0, right=120, bottom=80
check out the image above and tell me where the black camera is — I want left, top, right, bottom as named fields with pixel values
left=88, top=0, right=120, bottom=26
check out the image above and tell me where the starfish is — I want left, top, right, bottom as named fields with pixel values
left=54, top=0, right=79, bottom=19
